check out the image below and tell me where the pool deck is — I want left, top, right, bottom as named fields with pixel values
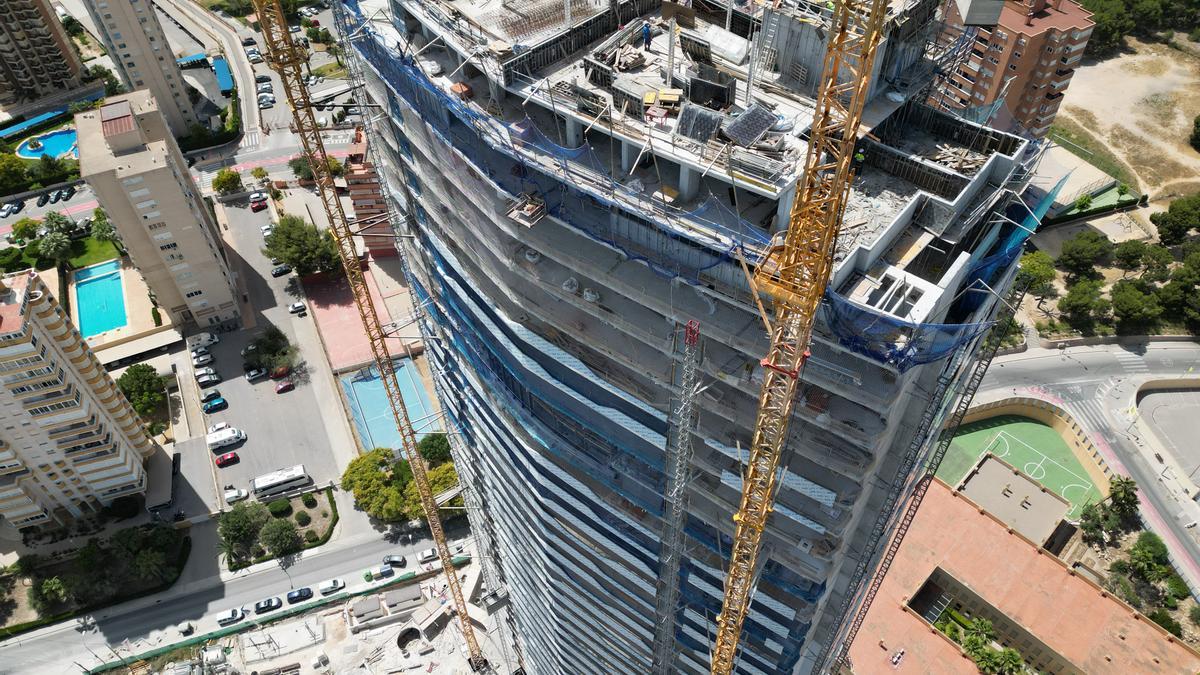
left=71, top=257, right=178, bottom=354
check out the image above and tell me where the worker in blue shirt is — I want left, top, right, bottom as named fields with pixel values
left=642, top=21, right=652, bottom=50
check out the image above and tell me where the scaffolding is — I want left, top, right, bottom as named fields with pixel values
left=650, top=320, right=703, bottom=675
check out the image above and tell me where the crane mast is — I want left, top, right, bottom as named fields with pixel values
left=651, top=321, right=703, bottom=674
left=708, top=0, right=890, bottom=671
left=249, top=1, right=487, bottom=669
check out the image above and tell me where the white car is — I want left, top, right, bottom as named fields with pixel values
left=249, top=54, right=264, bottom=64
left=257, top=83, right=273, bottom=93
left=259, top=100, right=274, bottom=109
left=192, top=353, right=213, bottom=367
left=288, top=302, right=307, bottom=315
left=260, top=224, right=274, bottom=237
left=195, top=366, right=217, bottom=378
left=224, top=487, right=249, bottom=504
left=248, top=191, right=268, bottom=203
left=207, top=421, right=229, bottom=434
left=191, top=346, right=209, bottom=358
left=0, top=204, right=12, bottom=218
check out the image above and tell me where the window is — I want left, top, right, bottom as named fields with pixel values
left=136, top=200, right=158, bottom=210
left=127, top=188, right=151, bottom=198
left=159, top=243, right=178, bottom=251
left=988, top=56, right=999, bottom=65
left=185, top=290, right=204, bottom=298
left=121, top=176, right=144, bottom=186
left=148, top=222, right=166, bottom=230
left=1009, top=64, right=1017, bottom=71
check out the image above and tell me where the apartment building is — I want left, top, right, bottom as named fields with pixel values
left=77, top=92, right=239, bottom=328
left=941, top=0, right=1093, bottom=137
left=0, top=271, right=153, bottom=530
left=338, top=0, right=1042, bottom=671
left=0, top=0, right=84, bottom=105
left=82, top=0, right=198, bottom=136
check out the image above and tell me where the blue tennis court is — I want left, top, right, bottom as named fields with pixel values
left=340, top=358, right=441, bottom=451
left=74, top=260, right=128, bottom=337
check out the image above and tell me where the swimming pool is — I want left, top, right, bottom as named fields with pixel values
left=340, top=358, right=441, bottom=451
left=16, top=128, right=78, bottom=160
left=74, top=260, right=128, bottom=338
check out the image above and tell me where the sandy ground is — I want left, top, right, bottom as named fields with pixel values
left=1058, top=39, right=1200, bottom=199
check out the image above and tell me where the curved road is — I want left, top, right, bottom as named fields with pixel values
left=981, top=342, right=1200, bottom=589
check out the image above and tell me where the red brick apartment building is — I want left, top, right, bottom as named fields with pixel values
left=941, top=0, right=1094, bottom=137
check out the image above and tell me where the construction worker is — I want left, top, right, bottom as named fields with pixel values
left=853, top=149, right=866, bottom=172
left=642, top=21, right=652, bottom=50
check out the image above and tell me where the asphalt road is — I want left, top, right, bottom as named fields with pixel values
left=983, top=342, right=1200, bottom=587
left=1138, top=389, right=1200, bottom=481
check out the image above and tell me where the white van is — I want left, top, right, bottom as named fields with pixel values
left=318, top=578, right=345, bottom=595
left=418, top=547, right=438, bottom=564
left=206, top=427, right=246, bottom=450
left=186, top=332, right=219, bottom=349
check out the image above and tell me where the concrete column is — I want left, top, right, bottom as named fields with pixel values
left=773, top=182, right=797, bottom=234
left=564, top=117, right=583, bottom=147
left=621, top=140, right=639, bottom=173
left=678, top=163, right=699, bottom=201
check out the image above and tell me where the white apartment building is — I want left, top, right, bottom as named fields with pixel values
left=82, top=0, right=198, bottom=136
left=0, top=271, right=153, bottom=529
left=77, top=92, right=239, bottom=328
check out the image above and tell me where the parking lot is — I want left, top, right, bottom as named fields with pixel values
left=178, top=197, right=356, bottom=511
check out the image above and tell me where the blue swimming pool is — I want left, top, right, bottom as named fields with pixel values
left=74, top=260, right=128, bottom=338
left=16, top=128, right=78, bottom=160
left=340, top=358, right=441, bottom=451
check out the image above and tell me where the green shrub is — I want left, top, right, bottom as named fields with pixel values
left=295, top=510, right=311, bottom=526
left=1167, top=574, right=1191, bottom=600
left=321, top=510, right=329, bottom=518
left=302, top=493, right=318, bottom=508
left=1148, top=608, right=1183, bottom=637
left=267, top=499, right=292, bottom=517
left=305, top=530, right=319, bottom=543
left=1190, top=605, right=1200, bottom=626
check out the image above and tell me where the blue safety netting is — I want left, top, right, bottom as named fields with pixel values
left=820, top=292, right=993, bottom=373
left=340, top=5, right=769, bottom=290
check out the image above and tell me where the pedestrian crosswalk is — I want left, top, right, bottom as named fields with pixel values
left=239, top=130, right=261, bottom=150
left=1069, top=399, right=1115, bottom=435
left=1113, top=350, right=1150, bottom=373
left=194, top=171, right=213, bottom=192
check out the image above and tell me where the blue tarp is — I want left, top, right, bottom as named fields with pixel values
left=177, top=53, right=207, bottom=66
left=212, top=56, right=234, bottom=94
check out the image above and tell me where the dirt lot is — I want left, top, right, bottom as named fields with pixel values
left=1058, top=38, right=1200, bottom=198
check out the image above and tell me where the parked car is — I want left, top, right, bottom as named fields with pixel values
left=223, top=487, right=249, bottom=504
left=36, top=193, right=50, bottom=207
left=382, top=554, right=407, bottom=568
left=216, top=608, right=245, bottom=627
left=243, top=37, right=258, bottom=46
left=249, top=54, right=264, bottom=64
left=257, top=83, right=274, bottom=93
left=255, top=74, right=271, bottom=83
left=245, top=368, right=267, bottom=381
left=310, top=19, right=320, bottom=26
left=254, top=597, right=282, bottom=614
left=0, top=204, right=12, bottom=218
left=215, top=451, right=239, bottom=467
left=192, top=353, right=213, bottom=367
left=7, top=200, right=24, bottom=214
left=271, top=264, right=292, bottom=277
left=207, top=421, right=229, bottom=434
left=289, top=25, right=301, bottom=33
left=418, top=547, right=438, bottom=564
left=318, top=578, right=345, bottom=595
left=258, top=99, right=274, bottom=109
left=250, top=200, right=269, bottom=213
left=274, top=380, right=294, bottom=394
left=248, top=191, right=268, bottom=203
left=197, top=373, right=221, bottom=388
left=62, top=185, right=75, bottom=200
left=202, top=397, right=228, bottom=414
left=191, top=346, right=210, bottom=357
left=286, top=588, right=313, bottom=604
left=196, top=366, right=217, bottom=378
left=200, top=389, right=222, bottom=404
left=47, top=191, right=61, bottom=204
left=270, top=365, right=291, bottom=379
left=288, top=302, right=307, bottom=315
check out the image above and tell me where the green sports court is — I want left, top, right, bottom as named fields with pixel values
left=937, top=415, right=1103, bottom=519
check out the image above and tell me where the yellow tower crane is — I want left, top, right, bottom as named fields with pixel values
left=249, top=1, right=488, bottom=670
left=709, top=0, right=891, bottom=671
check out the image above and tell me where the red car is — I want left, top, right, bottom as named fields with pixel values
left=215, top=452, right=239, bottom=467
left=270, top=365, right=291, bottom=379
left=250, top=200, right=268, bottom=213
left=275, top=380, right=294, bottom=394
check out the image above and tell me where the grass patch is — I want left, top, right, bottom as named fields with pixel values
left=1048, top=117, right=1137, bottom=188
left=68, top=237, right=119, bottom=268
left=310, top=62, right=347, bottom=80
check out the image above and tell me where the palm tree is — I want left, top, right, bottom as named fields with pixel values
left=996, top=648, right=1025, bottom=674
left=966, top=617, right=995, bottom=643
left=91, top=208, right=123, bottom=255
left=39, top=231, right=71, bottom=269
left=1108, top=475, right=1139, bottom=516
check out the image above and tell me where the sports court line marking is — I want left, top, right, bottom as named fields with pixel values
left=980, top=430, right=1095, bottom=515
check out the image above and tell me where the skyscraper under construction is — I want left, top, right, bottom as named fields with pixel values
left=335, top=0, right=1048, bottom=670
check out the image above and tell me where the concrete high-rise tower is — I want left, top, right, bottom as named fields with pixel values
left=338, top=0, right=1041, bottom=670
left=0, top=0, right=83, bottom=105
left=82, top=0, right=198, bottom=135
left=0, top=270, right=154, bottom=530
left=77, top=92, right=239, bottom=328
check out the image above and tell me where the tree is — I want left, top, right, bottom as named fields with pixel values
left=245, top=325, right=297, bottom=370
left=1057, top=230, right=1112, bottom=277
left=132, top=548, right=169, bottom=582
left=402, top=461, right=461, bottom=521
left=212, top=168, right=244, bottom=195
left=994, top=648, right=1025, bottom=675
left=116, top=364, right=166, bottom=418
left=251, top=166, right=269, bottom=184
left=1109, top=475, right=1139, bottom=517
left=289, top=156, right=343, bottom=181
left=39, top=576, right=70, bottom=604
left=1079, top=0, right=1134, bottom=55
left=1190, top=114, right=1200, bottom=153
left=1141, top=245, right=1173, bottom=283
left=1110, top=279, right=1162, bottom=328
left=42, top=212, right=74, bottom=236
left=341, top=448, right=410, bottom=522
left=1189, top=605, right=1200, bottom=626
left=32, top=155, right=66, bottom=184
left=262, top=213, right=341, bottom=275
left=10, top=217, right=39, bottom=243
left=1074, top=193, right=1094, bottom=211
left=38, top=231, right=71, bottom=268
left=260, top=518, right=301, bottom=556
left=1017, top=250, right=1057, bottom=300
left=1057, top=279, right=1110, bottom=329
left=219, top=501, right=271, bottom=559
left=90, top=208, right=122, bottom=253
left=1151, top=193, right=1200, bottom=246
left=0, top=154, right=26, bottom=193
left=1080, top=503, right=1106, bottom=544
left=418, top=433, right=452, bottom=466
left=1149, top=608, right=1184, bottom=638
left=1113, top=239, right=1147, bottom=273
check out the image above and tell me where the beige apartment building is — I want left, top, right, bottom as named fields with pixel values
left=942, top=0, right=1093, bottom=137
left=0, top=271, right=153, bottom=529
left=0, top=0, right=84, bottom=105
left=82, top=0, right=197, bottom=136
left=77, top=92, right=239, bottom=328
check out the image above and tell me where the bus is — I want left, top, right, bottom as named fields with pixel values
left=251, top=465, right=311, bottom=498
